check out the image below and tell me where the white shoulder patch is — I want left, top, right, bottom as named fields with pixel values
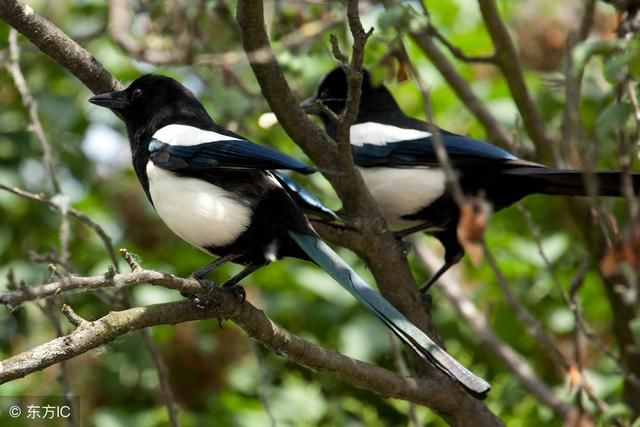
left=153, top=124, right=241, bottom=146
left=350, top=122, right=431, bottom=146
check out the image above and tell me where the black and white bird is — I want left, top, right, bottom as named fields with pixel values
left=303, top=67, right=640, bottom=292
left=89, top=74, right=491, bottom=397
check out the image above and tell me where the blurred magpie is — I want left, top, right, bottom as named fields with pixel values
left=89, top=75, right=490, bottom=397
left=303, top=67, right=640, bottom=292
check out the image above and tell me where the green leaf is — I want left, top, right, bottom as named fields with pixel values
left=604, top=50, right=637, bottom=83
left=601, top=403, right=632, bottom=423
left=377, top=5, right=411, bottom=29
left=595, top=102, right=632, bottom=140
left=629, top=317, right=640, bottom=344
left=572, top=39, right=624, bottom=76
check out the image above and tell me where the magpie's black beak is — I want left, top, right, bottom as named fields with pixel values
left=89, top=90, right=129, bottom=110
left=300, top=96, right=321, bottom=115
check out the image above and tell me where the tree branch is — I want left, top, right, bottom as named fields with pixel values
left=0, top=0, right=122, bottom=94
left=0, top=276, right=487, bottom=422
left=235, top=2, right=503, bottom=423
left=380, top=1, right=517, bottom=152
left=0, top=183, right=119, bottom=271
left=235, top=0, right=437, bottom=344
left=410, top=237, right=571, bottom=419
left=477, top=0, right=557, bottom=164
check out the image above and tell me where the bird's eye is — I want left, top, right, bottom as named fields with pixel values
left=131, top=88, right=143, bottom=101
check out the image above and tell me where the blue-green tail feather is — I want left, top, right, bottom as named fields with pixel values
left=289, top=230, right=491, bottom=398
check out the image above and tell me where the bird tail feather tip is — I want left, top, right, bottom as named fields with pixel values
left=288, top=230, right=491, bottom=398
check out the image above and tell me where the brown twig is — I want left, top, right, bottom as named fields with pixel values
left=61, top=304, right=88, bottom=328
left=4, top=29, right=60, bottom=193
left=395, top=38, right=465, bottom=206
left=477, top=0, right=557, bottom=164
left=410, top=237, right=571, bottom=418
left=482, top=240, right=571, bottom=373
left=427, top=25, right=497, bottom=64
left=383, top=0, right=517, bottom=152
left=4, top=29, right=71, bottom=267
left=388, top=333, right=423, bottom=427
left=0, top=0, right=121, bottom=93
left=0, top=283, right=487, bottom=417
left=0, top=183, right=120, bottom=270
left=139, top=329, right=180, bottom=427
left=250, top=342, right=277, bottom=427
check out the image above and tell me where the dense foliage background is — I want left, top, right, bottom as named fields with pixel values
left=1, top=0, right=639, bottom=425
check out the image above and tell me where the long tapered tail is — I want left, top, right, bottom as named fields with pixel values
left=504, top=167, right=640, bottom=197
left=289, top=231, right=491, bottom=398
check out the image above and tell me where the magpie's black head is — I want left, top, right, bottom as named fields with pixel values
left=301, top=67, right=401, bottom=123
left=90, top=74, right=212, bottom=144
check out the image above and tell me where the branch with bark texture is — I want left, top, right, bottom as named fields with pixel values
left=0, top=0, right=121, bottom=94
left=410, top=237, right=572, bottom=419
left=235, top=2, right=504, bottom=424
left=380, top=0, right=517, bottom=152
left=235, top=0, right=436, bottom=349
left=1, top=265, right=490, bottom=424
left=476, top=0, right=557, bottom=164
left=0, top=0, right=504, bottom=423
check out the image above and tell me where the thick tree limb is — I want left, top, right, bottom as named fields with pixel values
left=0, top=0, right=121, bottom=93
left=1, top=0, right=503, bottom=422
left=235, top=0, right=436, bottom=341
left=1, top=275, right=489, bottom=424
left=235, top=2, right=503, bottom=424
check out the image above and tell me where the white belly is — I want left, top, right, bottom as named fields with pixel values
left=358, top=166, right=446, bottom=231
left=146, top=162, right=251, bottom=249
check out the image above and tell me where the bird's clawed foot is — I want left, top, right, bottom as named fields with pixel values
left=222, top=282, right=246, bottom=303
left=421, top=291, right=433, bottom=312
left=195, top=277, right=217, bottom=294
left=181, top=277, right=217, bottom=308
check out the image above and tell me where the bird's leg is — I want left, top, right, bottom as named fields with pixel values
left=191, top=253, right=241, bottom=294
left=393, top=222, right=433, bottom=239
left=419, top=258, right=456, bottom=294
left=218, top=262, right=268, bottom=303
left=419, top=230, right=464, bottom=294
left=182, top=253, right=242, bottom=303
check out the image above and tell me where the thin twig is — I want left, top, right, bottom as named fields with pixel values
left=427, top=25, right=497, bottom=64
left=139, top=329, right=181, bottom=427
left=384, top=0, right=517, bottom=152
left=251, top=342, right=277, bottom=427
left=0, top=184, right=119, bottom=270
left=388, top=332, right=423, bottom=427
left=410, top=237, right=571, bottom=418
left=482, top=240, right=570, bottom=372
left=5, top=29, right=60, bottom=193
left=38, top=300, right=79, bottom=427
left=61, top=304, right=88, bottom=328
left=477, top=0, right=557, bottom=164
left=516, top=203, right=566, bottom=299
left=395, top=38, right=465, bottom=206
left=4, top=29, right=72, bottom=267
left=564, top=261, right=624, bottom=426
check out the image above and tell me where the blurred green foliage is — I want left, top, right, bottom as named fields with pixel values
left=0, top=0, right=638, bottom=426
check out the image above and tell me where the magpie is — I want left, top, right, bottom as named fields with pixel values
left=88, top=74, right=491, bottom=397
left=303, top=67, right=640, bottom=292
